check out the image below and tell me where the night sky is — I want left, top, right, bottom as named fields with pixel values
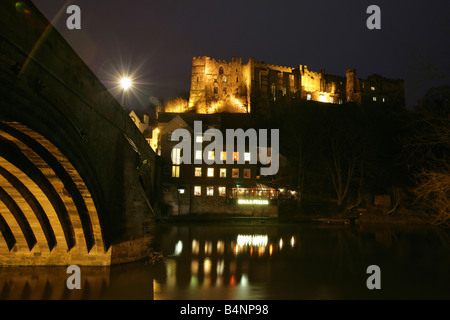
left=31, top=0, right=449, bottom=110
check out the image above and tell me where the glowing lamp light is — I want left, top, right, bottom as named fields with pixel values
left=120, top=77, right=132, bottom=91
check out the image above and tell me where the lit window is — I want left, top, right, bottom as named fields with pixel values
left=172, top=147, right=181, bottom=165
left=207, top=168, right=214, bottom=177
left=371, top=86, right=375, bottom=91
left=244, top=152, right=251, bottom=162
left=207, top=151, right=215, bottom=160
left=206, top=186, right=214, bottom=196
left=319, top=94, right=327, bottom=102
left=307, top=94, right=311, bottom=100
left=172, top=166, right=180, bottom=178
left=232, top=168, right=239, bottom=178
left=382, top=97, right=386, bottom=102
left=218, top=187, right=226, bottom=197
left=196, top=135, right=203, bottom=143
left=282, top=86, right=286, bottom=96
left=220, top=168, right=227, bottom=178
left=233, top=152, right=239, bottom=161
left=243, top=169, right=251, bottom=179
left=194, top=167, right=202, bottom=177
left=223, top=77, right=227, bottom=83
left=194, top=186, right=201, bottom=196
left=195, top=150, right=202, bottom=160
left=220, top=151, right=227, bottom=161
left=373, top=96, right=377, bottom=102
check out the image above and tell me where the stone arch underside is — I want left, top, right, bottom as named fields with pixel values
left=0, top=120, right=110, bottom=266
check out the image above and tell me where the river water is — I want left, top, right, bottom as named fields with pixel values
left=1, top=222, right=449, bottom=300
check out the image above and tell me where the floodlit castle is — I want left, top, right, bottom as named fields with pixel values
left=186, top=56, right=405, bottom=114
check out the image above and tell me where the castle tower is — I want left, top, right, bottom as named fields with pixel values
left=346, top=69, right=361, bottom=104
left=188, top=56, right=208, bottom=112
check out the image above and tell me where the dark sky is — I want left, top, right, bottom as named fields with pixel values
left=32, top=0, right=449, bottom=110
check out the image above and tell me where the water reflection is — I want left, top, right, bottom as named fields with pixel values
left=1, top=224, right=449, bottom=300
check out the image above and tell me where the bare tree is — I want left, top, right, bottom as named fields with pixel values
left=403, top=111, right=450, bottom=226
left=326, top=132, right=364, bottom=206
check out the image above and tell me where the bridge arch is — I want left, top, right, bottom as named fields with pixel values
left=0, top=0, right=157, bottom=266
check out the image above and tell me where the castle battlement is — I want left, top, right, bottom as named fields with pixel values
left=254, top=60, right=294, bottom=73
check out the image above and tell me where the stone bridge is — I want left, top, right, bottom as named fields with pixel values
left=0, top=1, right=158, bottom=266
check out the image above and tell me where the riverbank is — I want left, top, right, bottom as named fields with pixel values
left=154, top=206, right=435, bottom=227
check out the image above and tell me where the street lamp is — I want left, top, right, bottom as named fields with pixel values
left=119, top=76, right=133, bottom=109
left=120, top=77, right=132, bottom=91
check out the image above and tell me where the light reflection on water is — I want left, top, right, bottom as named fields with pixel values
left=1, top=223, right=450, bottom=300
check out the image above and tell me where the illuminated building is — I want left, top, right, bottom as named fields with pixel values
left=187, top=56, right=405, bottom=114
left=129, top=110, right=159, bottom=153
left=157, top=112, right=278, bottom=216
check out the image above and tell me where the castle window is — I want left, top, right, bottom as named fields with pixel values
left=219, top=66, right=224, bottom=75
left=271, top=83, right=276, bottom=96
left=282, top=86, right=287, bottom=96
left=373, top=96, right=377, bottom=101
left=223, top=77, right=227, bottom=83
left=236, top=77, right=239, bottom=83
left=197, top=77, right=199, bottom=82
left=214, top=87, right=218, bottom=94
left=371, top=86, right=376, bottom=91
left=223, top=87, right=227, bottom=94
